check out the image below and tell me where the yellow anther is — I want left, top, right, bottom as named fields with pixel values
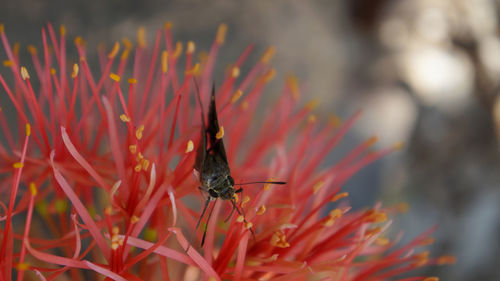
left=240, top=100, right=249, bottom=111
left=312, top=181, right=324, bottom=194
left=323, top=208, right=342, bottom=227
left=216, top=23, right=228, bottom=45
left=245, top=222, right=253, bottom=229
left=131, top=215, right=140, bottom=224
left=134, top=163, right=142, bottom=172
left=164, top=21, right=173, bottom=29
left=136, top=125, right=145, bottom=140
left=231, top=66, right=240, bottom=78
left=236, top=215, right=245, bottom=223
left=120, top=114, right=130, bottom=122
left=393, top=141, right=404, bottom=151
left=111, top=242, right=120, bottom=250
left=216, top=126, right=224, bottom=139
left=20, top=66, right=30, bottom=80
left=366, top=227, right=382, bottom=237
left=263, top=178, right=276, bottom=191
left=270, top=230, right=290, bottom=248
left=120, top=49, right=130, bottom=61
left=331, top=192, right=348, bottom=202
left=364, top=210, right=387, bottom=223
left=329, top=114, right=342, bottom=127
left=161, top=50, right=168, bottom=73
left=141, top=159, right=150, bottom=171
left=256, top=205, right=266, bottom=215
left=27, top=45, right=37, bottom=55
left=419, top=237, right=435, bottom=247
left=16, top=262, right=29, bottom=271
left=122, top=37, right=132, bottom=50
left=173, top=41, right=183, bottom=59
left=71, top=63, right=79, bottom=78
left=306, top=99, right=319, bottom=110
left=137, top=27, right=147, bottom=48
left=50, top=68, right=56, bottom=75
left=423, top=278, right=439, bottom=281
left=185, top=140, right=194, bottom=153
left=128, top=78, right=137, bottom=84
left=0, top=24, right=4, bottom=34
left=260, top=46, right=276, bottom=64
left=185, top=63, right=200, bottom=76
left=136, top=152, right=144, bottom=161
left=25, top=123, right=31, bottom=136
left=374, top=237, right=389, bottom=246
left=233, top=193, right=239, bottom=203
left=413, top=251, right=429, bottom=267
left=74, top=36, right=86, bottom=47
left=112, top=226, right=120, bottom=234
left=261, top=68, right=275, bottom=83
left=129, top=145, right=137, bottom=154
left=437, top=255, right=456, bottom=265
left=286, top=74, right=300, bottom=100
left=29, top=182, right=37, bottom=196
left=13, top=162, right=23, bottom=169
left=13, top=43, right=19, bottom=55
left=110, top=73, right=121, bottom=82
left=241, top=195, right=250, bottom=208
left=108, top=42, right=120, bottom=59
left=365, top=136, right=378, bottom=146
left=3, top=60, right=13, bottom=67
left=104, top=206, right=113, bottom=215
left=186, top=41, right=195, bottom=54
left=55, top=199, right=68, bottom=214
left=59, top=25, right=66, bottom=36
left=231, top=89, right=243, bottom=104
left=308, top=115, right=317, bottom=123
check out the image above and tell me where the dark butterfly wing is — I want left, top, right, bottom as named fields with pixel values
left=206, top=84, right=230, bottom=167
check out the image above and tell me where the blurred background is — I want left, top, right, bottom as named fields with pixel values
left=1, top=0, right=499, bottom=280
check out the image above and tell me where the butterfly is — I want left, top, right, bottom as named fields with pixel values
left=193, top=83, right=285, bottom=246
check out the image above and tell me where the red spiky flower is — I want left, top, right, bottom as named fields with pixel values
left=0, top=22, right=454, bottom=280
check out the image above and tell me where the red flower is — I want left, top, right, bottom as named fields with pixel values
left=0, top=23, right=454, bottom=280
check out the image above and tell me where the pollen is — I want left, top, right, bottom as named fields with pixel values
left=366, top=227, right=381, bottom=237
left=263, top=179, right=276, bottom=191
left=412, top=251, right=429, bottom=267
left=136, top=125, right=145, bottom=140
left=240, top=100, right=249, bottom=111
left=306, top=99, right=319, bottom=110
left=0, top=24, right=4, bottom=34
left=137, top=27, right=147, bottom=48
left=128, top=78, right=137, bottom=84
left=74, top=36, right=85, bottom=46
left=173, top=41, right=183, bottom=59
left=141, top=159, right=150, bottom=171
left=164, top=21, right=173, bottom=29
left=286, top=74, right=300, bottom=100
left=108, top=42, right=120, bottom=59
left=3, top=60, right=13, bottom=67
left=323, top=208, right=342, bottom=227
left=185, top=63, right=200, bottom=76
left=134, top=163, right=142, bottom=172
left=59, top=25, right=66, bottom=36
left=329, top=114, right=342, bottom=127
left=185, top=140, right=194, bottom=153
left=245, top=222, right=253, bottom=229
left=161, top=50, right=168, bottom=73
left=423, top=278, right=439, bottom=281
left=122, top=37, right=132, bottom=50
left=395, top=202, right=410, bottom=213
left=216, top=126, right=224, bottom=139
left=120, top=114, right=130, bottom=122
left=231, top=66, right=240, bottom=78
left=16, top=262, right=29, bottom=271
left=216, top=23, right=228, bottom=45
left=129, top=145, right=137, bottom=154
left=13, top=162, right=23, bottom=168
left=50, top=68, right=56, bottom=75
left=236, top=215, right=245, bottom=223
left=331, top=192, right=348, bottom=202
left=233, top=193, right=239, bottom=203
left=231, top=89, right=243, bottom=104
left=131, top=215, right=140, bottom=224
left=104, top=206, right=113, bottom=215
left=186, top=41, right=195, bottom=54
left=419, top=237, right=435, bottom=246
left=261, top=68, right=275, bottom=83
left=260, top=46, right=276, bottom=64
left=29, top=182, right=37, bottom=196
left=241, top=195, right=250, bottom=208
left=365, top=135, right=378, bottom=146
left=312, top=181, right=324, bottom=194
left=25, top=123, right=31, bottom=136
left=110, top=73, right=121, bottom=82
left=256, top=205, right=266, bottom=215
left=437, top=255, right=456, bottom=265
left=71, top=63, right=79, bottom=78
left=364, top=210, right=387, bottom=223
left=20, top=66, right=30, bottom=80
left=270, top=230, right=290, bottom=248
left=111, top=242, right=120, bottom=250
left=374, top=237, right=389, bottom=246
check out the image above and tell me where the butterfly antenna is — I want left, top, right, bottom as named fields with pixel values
left=234, top=181, right=287, bottom=186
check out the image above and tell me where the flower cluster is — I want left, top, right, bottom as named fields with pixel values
left=0, top=23, right=454, bottom=280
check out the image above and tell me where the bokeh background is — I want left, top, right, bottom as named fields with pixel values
left=1, top=0, right=499, bottom=280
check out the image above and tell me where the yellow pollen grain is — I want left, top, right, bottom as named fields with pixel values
left=137, top=27, right=147, bottom=48
left=185, top=140, right=194, bottom=153
left=131, top=215, right=140, bottom=224
left=308, top=115, right=317, bottom=123
left=186, top=41, right=195, bottom=54
left=128, top=78, right=137, bottom=84
left=29, top=182, right=37, bottom=196
left=419, top=237, right=435, bottom=247
left=245, top=222, right=253, bottom=229
left=257, top=205, right=266, bottom=215
left=374, top=237, right=389, bottom=246
left=50, top=68, right=56, bottom=75
left=109, top=73, right=121, bottom=82
left=104, top=206, right=113, bottom=215
left=412, top=251, right=429, bottom=267
left=270, top=231, right=290, bottom=248
left=366, top=227, right=381, bottom=237
left=111, top=242, right=119, bottom=250
left=323, top=208, right=342, bottom=227
left=120, top=114, right=130, bottom=122
left=393, top=141, right=405, bottom=151
left=216, top=23, right=228, bottom=45
left=134, top=163, right=142, bottom=172
left=216, top=126, right=224, bottom=139
left=0, top=24, right=4, bottom=34
left=27, top=45, right=37, bottom=55
left=112, top=226, right=120, bottom=235
left=122, top=37, right=132, bottom=50
left=161, top=50, right=168, bottom=73
left=108, top=42, right=120, bottom=59
left=423, top=278, right=439, bottom=281
left=173, top=41, right=183, bottom=59
left=241, top=195, right=250, bottom=208
left=312, top=181, right=324, bottom=194
left=261, top=68, right=275, bottom=83
left=25, top=123, right=31, bottom=136
left=141, top=159, right=150, bottom=171
left=306, top=99, right=319, bottom=110
left=240, top=100, right=249, bottom=111
left=71, top=63, right=79, bottom=78
left=74, top=36, right=86, bottom=47
left=233, top=193, right=239, bottom=203
left=3, top=60, right=13, bottom=67
left=16, top=262, right=29, bottom=271
left=231, top=89, right=243, bottom=104
left=231, top=66, right=240, bottom=78
left=13, top=43, right=19, bottom=56
left=207, top=277, right=217, bottom=281
left=263, top=179, right=275, bottom=191
left=260, top=46, right=276, bottom=64
left=13, top=162, right=23, bottom=169
left=164, top=21, right=173, bottom=29
left=185, top=63, right=200, bottom=76
left=136, top=125, right=145, bottom=140
left=59, top=25, right=66, bottom=36
left=364, top=210, right=387, bottom=223
left=20, top=66, right=30, bottom=80
left=129, top=145, right=137, bottom=154
left=365, top=136, right=378, bottom=146
left=332, top=192, right=348, bottom=202
left=120, top=49, right=130, bottom=61
left=437, top=255, right=456, bottom=265
left=286, top=74, right=300, bottom=100
left=136, top=152, right=144, bottom=161
left=236, top=215, right=245, bottom=223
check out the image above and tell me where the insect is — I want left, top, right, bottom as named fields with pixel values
left=193, top=83, right=285, bottom=246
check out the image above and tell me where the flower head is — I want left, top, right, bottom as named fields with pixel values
left=0, top=22, right=454, bottom=280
